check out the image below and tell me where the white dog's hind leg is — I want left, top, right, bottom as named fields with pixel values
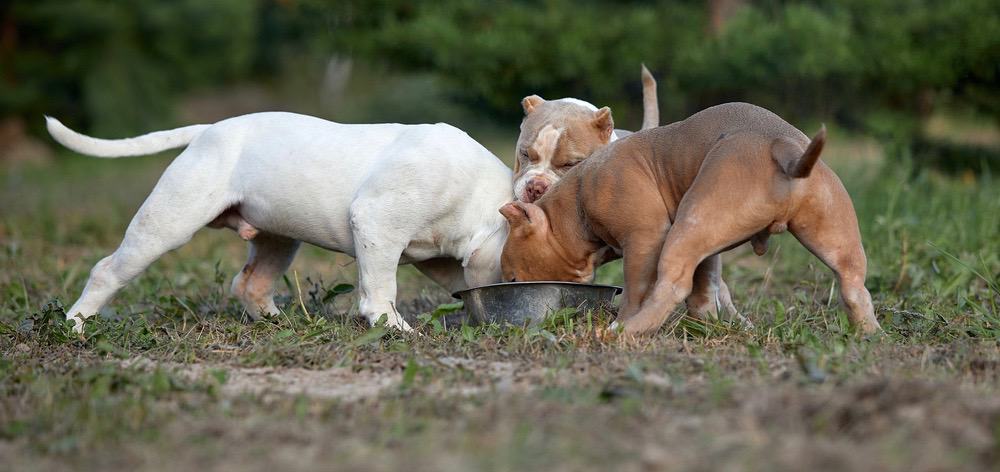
left=231, top=234, right=300, bottom=319
left=67, top=209, right=223, bottom=333
left=66, top=153, right=232, bottom=333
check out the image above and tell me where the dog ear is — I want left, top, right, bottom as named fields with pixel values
left=499, top=202, right=530, bottom=227
left=522, top=95, right=545, bottom=115
left=592, top=107, right=614, bottom=142
left=499, top=201, right=545, bottom=232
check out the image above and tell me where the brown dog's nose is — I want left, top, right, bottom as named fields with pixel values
left=524, top=178, right=550, bottom=203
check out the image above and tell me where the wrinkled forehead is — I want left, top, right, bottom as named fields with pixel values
left=518, top=100, right=598, bottom=147
left=530, top=124, right=562, bottom=159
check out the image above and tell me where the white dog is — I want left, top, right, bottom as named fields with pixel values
left=46, top=112, right=513, bottom=333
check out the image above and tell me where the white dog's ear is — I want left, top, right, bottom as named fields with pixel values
left=522, top=95, right=545, bottom=115
left=592, top=107, right=614, bottom=143
left=499, top=201, right=545, bottom=232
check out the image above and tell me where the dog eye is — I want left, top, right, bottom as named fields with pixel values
left=562, top=161, right=577, bottom=168
left=509, top=277, right=517, bottom=282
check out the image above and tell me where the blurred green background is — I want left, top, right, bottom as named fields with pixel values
left=2, top=0, right=998, bottom=169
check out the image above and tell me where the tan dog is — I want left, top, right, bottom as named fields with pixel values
left=499, top=102, right=881, bottom=336
left=513, top=65, right=659, bottom=203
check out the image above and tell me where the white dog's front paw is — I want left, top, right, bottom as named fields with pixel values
left=67, top=315, right=85, bottom=334
left=370, top=313, right=413, bottom=332
left=387, top=316, right=413, bottom=332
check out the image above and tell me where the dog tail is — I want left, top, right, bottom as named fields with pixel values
left=640, top=64, right=659, bottom=130
left=773, top=125, right=826, bottom=179
left=45, top=116, right=210, bottom=158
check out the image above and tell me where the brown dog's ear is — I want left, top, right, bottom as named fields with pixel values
left=499, top=201, right=546, bottom=232
left=522, top=95, right=545, bottom=115
left=592, top=107, right=614, bottom=142
left=499, top=201, right=530, bottom=227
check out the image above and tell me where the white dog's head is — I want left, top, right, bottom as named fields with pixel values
left=513, top=96, right=615, bottom=203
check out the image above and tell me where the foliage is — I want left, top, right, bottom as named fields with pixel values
left=2, top=0, right=259, bottom=135
left=2, top=0, right=997, bottom=138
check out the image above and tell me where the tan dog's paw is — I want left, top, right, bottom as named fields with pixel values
left=595, top=320, right=645, bottom=344
left=594, top=324, right=618, bottom=341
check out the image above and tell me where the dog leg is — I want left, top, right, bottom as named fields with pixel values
left=717, top=276, right=741, bottom=322
left=618, top=229, right=668, bottom=321
left=231, top=233, right=300, bottom=319
left=789, top=174, right=881, bottom=334
left=349, top=209, right=412, bottom=331
left=66, top=167, right=231, bottom=333
left=616, top=143, right=772, bottom=335
left=686, top=255, right=750, bottom=327
left=618, top=226, right=744, bottom=328
left=616, top=223, right=740, bottom=335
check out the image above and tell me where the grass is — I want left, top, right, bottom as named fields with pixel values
left=1, top=131, right=999, bottom=471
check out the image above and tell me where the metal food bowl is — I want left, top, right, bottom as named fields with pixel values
left=453, top=282, right=622, bottom=326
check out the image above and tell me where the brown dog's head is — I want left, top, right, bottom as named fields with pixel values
left=498, top=201, right=596, bottom=283
left=513, top=96, right=615, bottom=203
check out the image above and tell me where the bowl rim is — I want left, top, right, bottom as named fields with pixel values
left=452, top=281, right=623, bottom=299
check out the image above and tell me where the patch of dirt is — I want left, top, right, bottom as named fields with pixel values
left=122, top=356, right=538, bottom=401
left=124, top=357, right=399, bottom=401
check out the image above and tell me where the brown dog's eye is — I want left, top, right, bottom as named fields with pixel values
left=510, top=277, right=517, bottom=282
left=562, top=161, right=577, bottom=168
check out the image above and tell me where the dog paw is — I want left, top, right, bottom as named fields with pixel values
left=67, top=315, right=85, bottom=334
left=594, top=321, right=623, bottom=341
left=373, top=314, right=413, bottom=332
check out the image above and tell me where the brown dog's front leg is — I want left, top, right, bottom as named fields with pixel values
left=616, top=230, right=668, bottom=323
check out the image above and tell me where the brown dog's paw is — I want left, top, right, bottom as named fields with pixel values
left=595, top=321, right=647, bottom=345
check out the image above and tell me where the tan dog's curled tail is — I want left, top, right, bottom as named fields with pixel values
left=640, top=64, right=659, bottom=130
left=772, top=124, right=826, bottom=179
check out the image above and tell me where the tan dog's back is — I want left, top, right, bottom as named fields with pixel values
left=579, top=103, right=814, bottom=218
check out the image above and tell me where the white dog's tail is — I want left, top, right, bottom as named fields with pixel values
left=640, top=64, right=659, bottom=130
left=45, top=116, right=210, bottom=158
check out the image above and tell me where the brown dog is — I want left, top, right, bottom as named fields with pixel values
left=499, top=102, right=881, bottom=335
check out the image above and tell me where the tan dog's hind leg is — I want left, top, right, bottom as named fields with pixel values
left=617, top=142, right=772, bottom=335
left=789, top=172, right=881, bottom=334
left=231, top=233, right=300, bottom=319
left=612, top=197, right=742, bottom=327
left=617, top=224, right=736, bottom=335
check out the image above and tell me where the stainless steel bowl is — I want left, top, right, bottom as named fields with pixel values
left=453, top=282, right=622, bottom=326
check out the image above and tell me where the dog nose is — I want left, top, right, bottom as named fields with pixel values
left=525, top=179, right=549, bottom=202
